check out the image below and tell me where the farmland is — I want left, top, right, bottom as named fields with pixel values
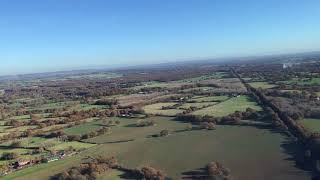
left=278, top=77, right=320, bottom=86
left=0, top=61, right=318, bottom=180
left=142, top=103, right=183, bottom=116
left=192, top=95, right=262, bottom=117
left=84, top=117, right=189, bottom=144
left=300, top=118, right=320, bottom=133
left=248, top=81, right=277, bottom=89
left=4, top=126, right=309, bottom=180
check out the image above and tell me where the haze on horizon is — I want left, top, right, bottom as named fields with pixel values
left=0, top=0, right=320, bottom=76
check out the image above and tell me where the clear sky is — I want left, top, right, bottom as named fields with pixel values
left=0, top=0, right=320, bottom=75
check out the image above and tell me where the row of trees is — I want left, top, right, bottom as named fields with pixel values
left=51, top=156, right=171, bottom=180
left=176, top=108, right=260, bottom=126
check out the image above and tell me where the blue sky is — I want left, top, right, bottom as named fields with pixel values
left=0, top=0, right=320, bottom=75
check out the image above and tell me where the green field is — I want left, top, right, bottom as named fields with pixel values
left=301, top=118, right=320, bottom=133
left=278, top=77, right=320, bottom=86
left=248, top=81, right=277, bottom=89
left=27, top=102, right=70, bottom=111
left=0, top=137, right=60, bottom=148
left=76, top=104, right=108, bottom=111
left=179, top=102, right=217, bottom=109
left=132, top=81, right=186, bottom=90
left=280, top=89, right=302, bottom=93
left=180, top=86, right=215, bottom=93
left=85, top=117, right=189, bottom=144
left=64, top=118, right=103, bottom=135
left=5, top=125, right=37, bottom=133
left=5, top=125, right=309, bottom=180
left=9, top=115, right=31, bottom=121
left=176, top=72, right=227, bottom=83
left=2, top=152, right=85, bottom=180
left=0, top=89, right=4, bottom=97
left=190, top=95, right=230, bottom=102
left=48, top=141, right=95, bottom=151
left=142, top=103, right=184, bottom=116
left=192, top=95, right=262, bottom=117
left=94, top=126, right=308, bottom=180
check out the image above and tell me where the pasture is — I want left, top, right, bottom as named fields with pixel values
left=176, top=72, right=227, bottom=83
left=94, top=126, right=309, bottom=180
left=8, top=125, right=310, bottom=180
left=300, top=118, right=320, bottom=133
left=192, top=95, right=262, bottom=117
left=189, top=95, right=230, bottom=102
left=278, top=77, right=320, bottom=86
left=48, top=141, right=95, bottom=151
left=84, top=117, right=189, bottom=144
left=248, top=81, right=277, bottom=89
left=64, top=118, right=102, bottom=135
left=132, top=81, right=189, bottom=90
left=179, top=102, right=217, bottom=109
left=142, top=103, right=183, bottom=116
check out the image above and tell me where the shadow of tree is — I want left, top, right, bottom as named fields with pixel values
left=181, top=167, right=212, bottom=180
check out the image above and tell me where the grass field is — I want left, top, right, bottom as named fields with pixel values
left=132, top=81, right=189, bottom=90
left=190, top=95, right=230, bottom=102
left=9, top=114, right=31, bottom=121
left=64, top=118, right=102, bottom=135
left=192, top=95, right=262, bottom=117
left=142, top=102, right=183, bottom=116
left=176, top=72, right=227, bottom=83
left=278, top=77, right=320, bottom=86
left=179, top=102, right=217, bottom=109
left=81, top=104, right=108, bottom=110
left=317, top=92, right=320, bottom=96
left=280, top=89, right=302, bottom=93
left=5, top=125, right=37, bottom=133
left=249, top=81, right=277, bottom=89
left=27, top=102, right=69, bottom=111
left=180, top=87, right=215, bottom=93
left=85, top=117, right=189, bottom=144
left=3, top=125, right=309, bottom=180
left=0, top=137, right=60, bottom=148
left=48, top=141, right=95, bottom=151
left=94, top=126, right=308, bottom=180
left=300, top=118, right=320, bottom=133
left=0, top=89, right=4, bottom=97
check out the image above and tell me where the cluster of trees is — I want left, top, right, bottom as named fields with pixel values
left=81, top=127, right=110, bottom=140
left=136, top=119, right=155, bottom=127
left=159, top=130, right=169, bottom=137
left=199, top=122, right=216, bottom=130
left=94, top=98, right=118, bottom=106
left=1, top=152, right=19, bottom=160
left=265, top=90, right=320, bottom=120
left=248, top=85, right=310, bottom=140
left=0, top=104, right=139, bottom=143
left=138, top=166, right=169, bottom=180
left=102, top=119, right=120, bottom=127
left=52, top=156, right=171, bottom=180
left=51, top=156, right=118, bottom=180
left=206, top=161, right=233, bottom=180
